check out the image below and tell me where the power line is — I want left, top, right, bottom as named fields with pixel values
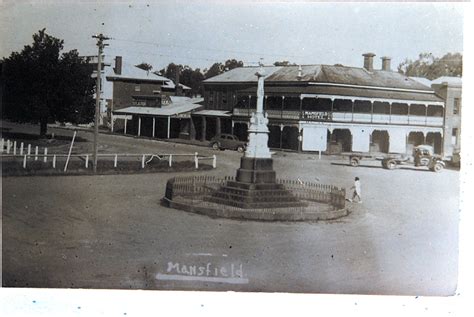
left=104, top=47, right=261, bottom=66
left=110, top=37, right=308, bottom=60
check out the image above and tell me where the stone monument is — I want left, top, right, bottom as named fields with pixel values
left=206, top=63, right=306, bottom=209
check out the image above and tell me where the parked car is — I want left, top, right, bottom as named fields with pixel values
left=210, top=134, right=246, bottom=152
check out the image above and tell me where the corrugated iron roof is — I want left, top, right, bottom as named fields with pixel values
left=162, top=81, right=192, bottom=90
left=113, top=96, right=203, bottom=116
left=409, top=77, right=433, bottom=88
left=113, top=104, right=202, bottom=117
left=239, top=85, right=443, bottom=103
left=431, top=76, right=462, bottom=87
left=106, top=62, right=171, bottom=83
left=204, top=65, right=432, bottom=91
left=204, top=66, right=282, bottom=83
left=193, top=110, right=232, bottom=117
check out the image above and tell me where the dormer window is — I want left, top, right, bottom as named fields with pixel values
left=134, top=85, right=141, bottom=92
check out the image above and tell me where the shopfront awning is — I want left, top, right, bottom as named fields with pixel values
left=113, top=102, right=202, bottom=118
left=192, top=110, right=232, bottom=117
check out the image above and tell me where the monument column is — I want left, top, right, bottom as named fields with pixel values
left=206, top=61, right=306, bottom=208
left=235, top=62, right=275, bottom=184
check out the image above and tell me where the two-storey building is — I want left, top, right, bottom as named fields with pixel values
left=201, top=53, right=446, bottom=155
left=108, top=56, right=204, bottom=139
left=431, top=76, right=462, bottom=162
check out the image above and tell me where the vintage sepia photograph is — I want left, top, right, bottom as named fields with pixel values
left=0, top=0, right=467, bottom=309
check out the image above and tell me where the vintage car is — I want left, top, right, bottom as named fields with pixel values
left=209, top=134, right=246, bottom=152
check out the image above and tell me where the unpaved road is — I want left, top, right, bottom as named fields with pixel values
left=1, top=122, right=460, bottom=295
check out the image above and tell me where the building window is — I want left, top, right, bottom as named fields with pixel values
left=134, top=85, right=141, bottom=92
left=453, top=98, right=460, bottom=115
left=222, top=91, right=227, bottom=106
left=452, top=128, right=458, bottom=146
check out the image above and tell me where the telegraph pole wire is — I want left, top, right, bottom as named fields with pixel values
left=92, top=33, right=110, bottom=173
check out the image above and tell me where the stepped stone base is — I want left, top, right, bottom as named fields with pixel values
left=205, top=157, right=306, bottom=209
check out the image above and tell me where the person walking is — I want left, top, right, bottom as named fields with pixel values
left=349, top=177, right=362, bottom=203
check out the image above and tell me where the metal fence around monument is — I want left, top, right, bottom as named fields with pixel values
left=165, top=176, right=346, bottom=210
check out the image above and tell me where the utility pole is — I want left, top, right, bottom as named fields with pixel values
left=92, top=33, right=110, bottom=173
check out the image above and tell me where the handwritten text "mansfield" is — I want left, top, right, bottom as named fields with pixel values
left=156, top=262, right=249, bottom=284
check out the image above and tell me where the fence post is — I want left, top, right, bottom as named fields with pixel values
left=23, top=155, right=27, bottom=168
left=27, top=144, right=31, bottom=157
left=20, top=142, right=24, bottom=155
left=169, top=154, right=173, bottom=167
left=53, top=155, right=56, bottom=169
left=6, top=140, right=11, bottom=154
left=0, top=138, right=4, bottom=153
left=212, top=155, right=216, bottom=168
left=194, top=152, right=198, bottom=169
left=142, top=154, right=145, bottom=168
left=85, top=154, right=89, bottom=168
left=43, top=148, right=48, bottom=163
left=35, top=146, right=39, bottom=161
left=114, top=154, right=118, bottom=168
left=13, top=141, right=17, bottom=155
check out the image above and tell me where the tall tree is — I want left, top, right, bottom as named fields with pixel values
left=273, top=61, right=296, bottom=66
left=158, top=63, right=205, bottom=96
left=204, top=62, right=224, bottom=79
left=135, top=62, right=153, bottom=72
left=204, top=59, right=244, bottom=79
left=2, top=29, right=95, bottom=135
left=224, top=59, right=244, bottom=71
left=397, top=52, right=462, bottom=80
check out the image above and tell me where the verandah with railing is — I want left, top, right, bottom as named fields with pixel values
left=232, top=94, right=444, bottom=127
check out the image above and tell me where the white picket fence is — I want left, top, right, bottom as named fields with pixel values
left=1, top=138, right=217, bottom=170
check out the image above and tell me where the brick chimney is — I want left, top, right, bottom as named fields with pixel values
left=175, top=68, right=182, bottom=96
left=362, top=53, right=376, bottom=71
left=114, top=56, right=122, bottom=75
left=381, top=56, right=391, bottom=71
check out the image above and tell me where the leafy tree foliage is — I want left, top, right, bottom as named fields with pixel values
left=156, top=59, right=243, bottom=96
left=203, top=62, right=224, bottom=79
left=397, top=52, right=462, bottom=80
left=224, top=59, right=244, bottom=71
left=135, top=62, right=153, bottom=72
left=273, top=61, right=296, bottom=66
left=203, top=59, right=244, bottom=79
left=158, top=63, right=204, bottom=96
left=2, top=29, right=95, bottom=135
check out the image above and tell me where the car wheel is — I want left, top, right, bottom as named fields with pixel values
left=212, top=142, right=220, bottom=150
left=386, top=159, right=397, bottom=170
left=381, top=159, right=388, bottom=169
left=237, top=145, right=245, bottom=153
left=350, top=157, right=360, bottom=167
left=433, top=162, right=443, bottom=173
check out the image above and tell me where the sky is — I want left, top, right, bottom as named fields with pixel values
left=0, top=1, right=465, bottom=72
